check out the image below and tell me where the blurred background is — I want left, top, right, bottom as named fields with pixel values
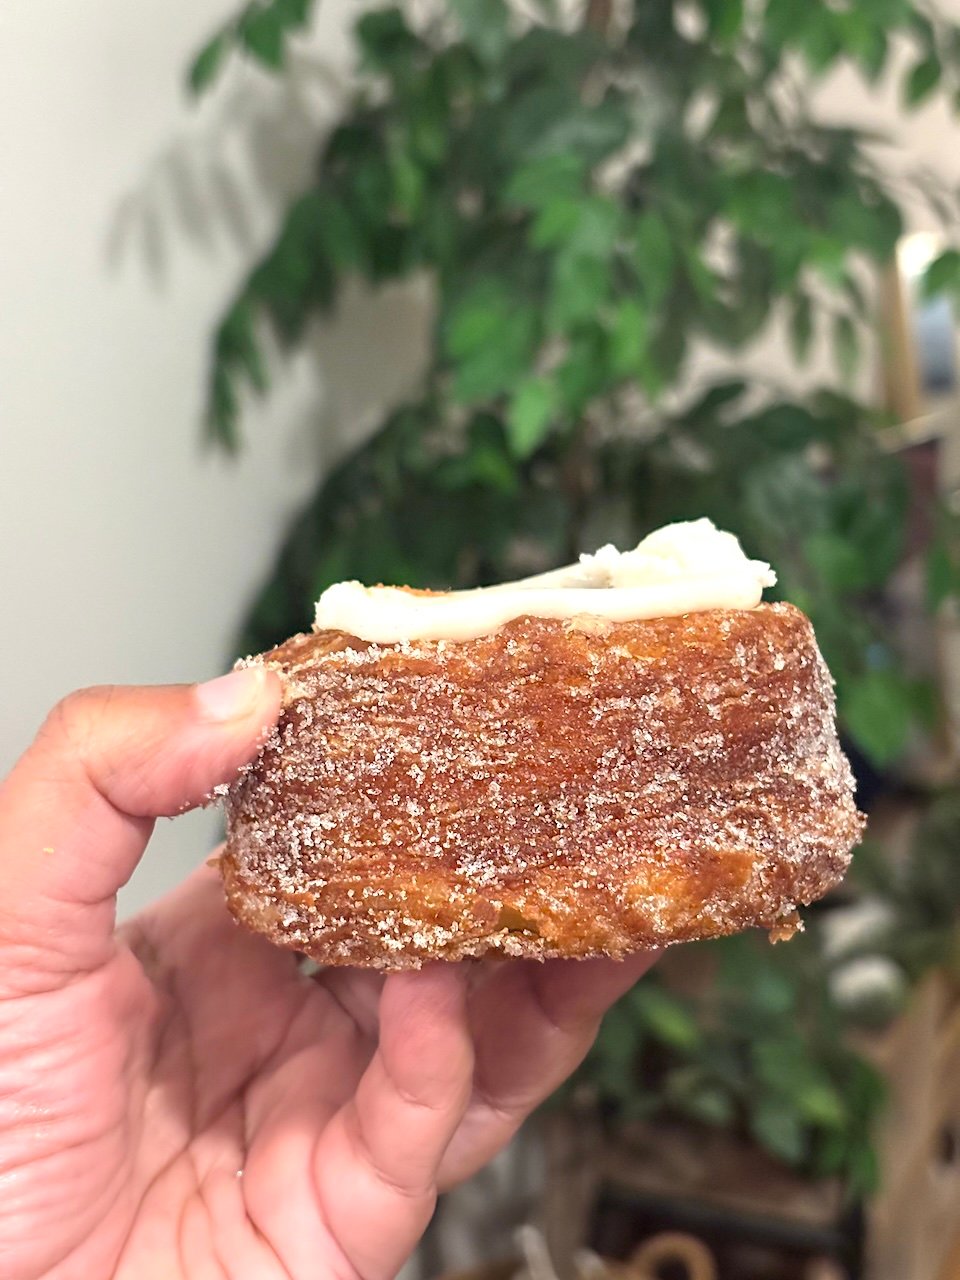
left=3, top=0, right=960, bottom=1275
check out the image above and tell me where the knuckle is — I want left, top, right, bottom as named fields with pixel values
left=42, top=686, right=117, bottom=746
left=37, top=686, right=124, bottom=779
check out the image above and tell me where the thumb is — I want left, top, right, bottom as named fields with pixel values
left=0, top=669, right=281, bottom=988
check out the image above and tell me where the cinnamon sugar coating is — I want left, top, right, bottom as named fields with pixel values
left=220, top=604, right=863, bottom=968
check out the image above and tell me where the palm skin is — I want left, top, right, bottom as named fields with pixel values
left=0, top=671, right=653, bottom=1280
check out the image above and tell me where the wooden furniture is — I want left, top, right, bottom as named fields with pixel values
left=864, top=973, right=960, bottom=1280
left=539, top=1109, right=858, bottom=1279
left=534, top=971, right=960, bottom=1279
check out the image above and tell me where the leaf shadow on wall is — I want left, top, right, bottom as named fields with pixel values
left=102, top=49, right=432, bottom=473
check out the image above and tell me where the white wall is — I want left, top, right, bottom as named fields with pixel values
left=1, top=1, right=958, bottom=915
left=0, top=0, right=428, bottom=913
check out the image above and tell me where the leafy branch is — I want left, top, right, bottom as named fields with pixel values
left=187, top=0, right=317, bottom=96
left=179, top=0, right=960, bottom=1196
left=574, top=928, right=886, bottom=1195
left=193, top=0, right=960, bottom=778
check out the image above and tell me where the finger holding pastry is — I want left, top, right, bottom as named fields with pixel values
left=0, top=517, right=863, bottom=1280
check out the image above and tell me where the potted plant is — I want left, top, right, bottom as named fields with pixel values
left=183, top=0, right=960, bottom=1251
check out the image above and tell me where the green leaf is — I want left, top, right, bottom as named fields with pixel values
left=502, top=26, right=597, bottom=84
left=609, top=298, right=650, bottom=377
left=746, top=402, right=826, bottom=451
left=833, top=314, right=860, bottom=383
left=829, top=190, right=902, bottom=261
left=727, top=170, right=794, bottom=240
left=308, top=542, right=353, bottom=601
left=913, top=677, right=939, bottom=730
left=244, top=186, right=339, bottom=332
left=804, top=530, right=869, bottom=591
left=631, top=986, right=701, bottom=1052
left=315, top=194, right=366, bottom=269
left=860, top=25, right=889, bottom=81
left=506, top=377, right=557, bottom=457
left=921, top=248, right=960, bottom=300
left=700, top=0, right=744, bottom=45
left=407, top=73, right=451, bottom=164
left=208, top=367, right=239, bottom=450
left=835, top=10, right=888, bottom=82
left=449, top=0, right=510, bottom=64
left=215, top=300, right=268, bottom=390
left=927, top=541, right=953, bottom=609
left=908, top=11, right=936, bottom=51
left=505, top=154, right=585, bottom=210
left=797, top=1082, right=847, bottom=1129
left=355, top=8, right=420, bottom=72
left=682, top=1085, right=736, bottom=1127
left=743, top=963, right=796, bottom=1016
left=904, top=54, right=942, bottom=107
left=591, top=1003, right=640, bottom=1097
left=811, top=237, right=850, bottom=290
left=546, top=253, right=610, bottom=331
left=633, top=212, right=674, bottom=306
left=752, top=1039, right=813, bottom=1095
left=388, top=148, right=425, bottom=218
left=569, top=197, right=621, bottom=260
left=437, top=416, right=519, bottom=492
left=708, top=93, right=750, bottom=140
left=446, top=289, right=539, bottom=402
left=789, top=293, right=814, bottom=363
left=507, top=92, right=631, bottom=165
left=866, top=0, right=910, bottom=24
left=685, top=380, right=748, bottom=423
left=530, top=198, right=583, bottom=249
left=750, top=1043, right=849, bottom=1134
left=663, top=1066, right=736, bottom=1126
left=240, top=6, right=286, bottom=68
left=749, top=1098, right=806, bottom=1165
left=446, top=284, right=509, bottom=358
left=847, top=1143, right=880, bottom=1197
left=843, top=670, right=915, bottom=766
left=205, top=298, right=270, bottom=448
left=636, top=352, right=667, bottom=400
left=187, top=33, right=229, bottom=95
left=555, top=326, right=609, bottom=412
left=843, top=272, right=869, bottom=318
left=763, top=0, right=810, bottom=49
left=800, top=8, right=843, bottom=75
left=648, top=319, right=687, bottom=389
left=684, top=250, right=720, bottom=305
left=187, top=0, right=315, bottom=96
left=274, top=0, right=313, bottom=26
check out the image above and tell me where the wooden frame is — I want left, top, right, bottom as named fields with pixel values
left=881, top=233, right=960, bottom=429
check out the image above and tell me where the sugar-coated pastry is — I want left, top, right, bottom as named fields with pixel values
left=219, top=521, right=862, bottom=968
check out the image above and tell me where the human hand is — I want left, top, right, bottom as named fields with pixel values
left=0, top=673, right=654, bottom=1280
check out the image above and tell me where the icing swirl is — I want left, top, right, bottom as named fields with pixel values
left=313, top=518, right=776, bottom=644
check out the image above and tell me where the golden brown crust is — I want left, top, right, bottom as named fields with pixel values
left=220, top=604, right=863, bottom=968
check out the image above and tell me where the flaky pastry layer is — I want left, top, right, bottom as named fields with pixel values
left=221, top=604, right=863, bottom=968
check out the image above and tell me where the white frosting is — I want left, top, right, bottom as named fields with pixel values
left=313, top=519, right=776, bottom=644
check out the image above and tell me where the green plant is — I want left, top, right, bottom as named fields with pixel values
left=852, top=787, right=960, bottom=980
left=581, top=788, right=960, bottom=1199
left=576, top=781, right=960, bottom=1197
left=184, top=0, right=960, bottom=1197
left=189, top=0, right=960, bottom=766
left=575, top=929, right=886, bottom=1196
